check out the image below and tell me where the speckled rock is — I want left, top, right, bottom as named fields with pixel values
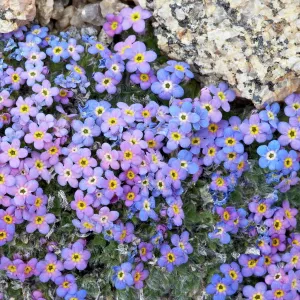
left=146, top=0, right=300, bottom=107
left=0, top=0, right=36, bottom=33
left=51, top=0, right=65, bottom=20
left=99, top=0, right=128, bottom=18
left=36, top=0, right=54, bottom=26
left=81, top=3, right=104, bottom=26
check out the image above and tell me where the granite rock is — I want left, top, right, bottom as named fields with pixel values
left=36, top=0, right=54, bottom=26
left=146, top=0, right=300, bottom=107
left=81, top=3, right=104, bottom=26
left=0, top=0, right=36, bottom=33
left=99, top=0, right=128, bottom=18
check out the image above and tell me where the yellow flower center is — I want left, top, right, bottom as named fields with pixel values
left=34, top=131, right=44, bottom=140
left=20, top=104, right=29, bottom=113
left=8, top=148, right=18, bottom=158
left=216, top=283, right=226, bottom=292
left=208, top=123, right=218, bottom=133
left=288, top=128, right=297, bottom=139
left=218, top=92, right=226, bottom=101
left=108, top=179, right=117, bottom=190
left=35, top=216, right=44, bottom=224
left=0, top=230, right=7, bottom=240
left=12, top=74, right=20, bottom=83
left=167, top=252, right=175, bottom=263
left=134, top=53, right=145, bottom=63
left=131, top=12, right=141, bottom=21
left=171, top=132, right=181, bottom=141
left=46, top=263, right=56, bottom=273
left=140, top=74, right=149, bottom=82
left=71, top=253, right=81, bottom=262
left=175, top=64, right=185, bottom=71
left=250, top=125, right=259, bottom=135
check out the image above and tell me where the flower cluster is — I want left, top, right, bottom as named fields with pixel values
left=0, top=4, right=299, bottom=299
left=207, top=192, right=300, bottom=299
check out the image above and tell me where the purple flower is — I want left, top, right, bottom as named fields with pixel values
left=112, top=262, right=134, bottom=290
left=70, top=190, right=94, bottom=219
left=220, top=262, right=243, bottom=284
left=243, top=282, right=267, bottom=300
left=281, top=200, right=298, bottom=228
left=24, top=122, right=52, bottom=150
left=265, top=264, right=287, bottom=285
left=275, top=171, right=299, bottom=192
left=101, top=109, right=126, bottom=137
left=240, top=114, right=271, bottom=144
left=132, top=263, right=149, bottom=289
left=206, top=274, right=236, bottom=299
left=21, top=64, right=45, bottom=86
left=196, top=88, right=222, bottom=123
left=96, top=143, right=120, bottom=170
left=171, top=231, right=193, bottom=260
left=114, top=35, right=136, bottom=59
left=114, top=222, right=135, bottom=244
left=249, top=199, right=275, bottom=223
left=284, top=93, right=300, bottom=117
left=79, top=167, right=103, bottom=194
left=103, top=14, right=123, bottom=37
left=36, top=254, right=64, bottom=282
left=151, top=69, right=184, bottom=100
left=66, top=38, right=84, bottom=61
left=0, top=139, right=28, bottom=168
left=120, top=6, right=151, bottom=33
left=55, top=157, right=81, bottom=188
left=0, top=221, right=15, bottom=246
left=130, top=69, right=157, bottom=90
left=138, top=242, right=153, bottom=262
left=265, top=282, right=293, bottom=300
left=157, top=244, right=185, bottom=272
left=264, top=215, right=289, bottom=236
left=167, top=198, right=184, bottom=226
left=62, top=241, right=91, bottom=271
left=55, top=274, right=77, bottom=298
left=209, top=82, right=236, bottom=112
left=210, top=173, right=229, bottom=192
left=25, top=208, right=55, bottom=234
left=8, top=175, right=38, bottom=206
left=282, top=247, right=300, bottom=271
left=238, top=254, right=266, bottom=277
left=278, top=121, right=300, bottom=150
left=72, top=117, right=100, bottom=146
left=0, top=257, right=23, bottom=280
left=91, top=207, right=119, bottom=233
left=0, top=90, right=13, bottom=110
left=94, top=71, right=119, bottom=94
left=32, top=80, right=59, bottom=106
left=125, top=41, right=156, bottom=73
left=4, top=67, right=25, bottom=90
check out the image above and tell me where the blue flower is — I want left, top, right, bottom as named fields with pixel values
left=112, top=262, right=134, bottom=290
left=208, top=222, right=232, bottom=244
left=257, top=140, right=282, bottom=170
left=169, top=101, right=200, bottom=133
left=259, top=102, right=280, bottom=128
left=216, top=128, right=244, bottom=154
left=151, top=69, right=184, bottom=100
left=164, top=60, right=194, bottom=79
left=46, top=40, right=69, bottom=63
left=277, top=149, right=300, bottom=175
left=206, top=274, right=236, bottom=300
left=135, top=197, right=158, bottom=221
left=65, top=289, right=87, bottom=300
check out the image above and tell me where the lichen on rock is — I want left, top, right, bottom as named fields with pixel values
left=145, top=0, right=300, bottom=107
